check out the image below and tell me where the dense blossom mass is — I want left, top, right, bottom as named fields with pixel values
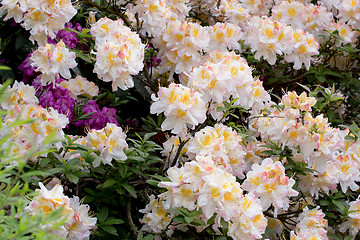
left=91, top=17, right=145, bottom=91
left=1, top=0, right=360, bottom=239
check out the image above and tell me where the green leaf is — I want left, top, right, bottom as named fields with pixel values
left=98, top=207, right=109, bottom=223
left=184, top=216, right=193, bottom=224
left=143, top=132, right=157, bottom=142
left=146, top=179, right=159, bottom=187
left=103, top=219, right=124, bottom=225
left=191, top=218, right=205, bottom=226
left=327, top=233, right=341, bottom=240
left=344, top=236, right=353, bottom=240
left=66, top=173, right=79, bottom=184
left=215, top=237, right=228, bottom=240
left=143, top=234, right=155, bottom=240
left=9, top=118, right=36, bottom=127
left=150, top=175, right=170, bottom=182
left=122, top=184, right=137, bottom=198
left=127, top=155, right=145, bottom=161
left=75, top=111, right=96, bottom=121
left=167, top=208, right=184, bottom=216
left=103, top=179, right=117, bottom=188
left=42, top=128, right=59, bottom=145
left=21, top=170, right=48, bottom=178
left=316, top=74, right=326, bottom=83
left=101, top=226, right=118, bottom=236
left=332, top=200, right=347, bottom=214
left=0, top=65, right=12, bottom=71
left=118, top=165, right=128, bottom=178
left=67, top=158, right=80, bottom=168
left=172, top=215, right=186, bottom=224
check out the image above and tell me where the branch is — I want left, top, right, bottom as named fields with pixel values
left=126, top=199, right=139, bottom=236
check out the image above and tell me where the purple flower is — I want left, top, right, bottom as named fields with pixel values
left=18, top=52, right=38, bottom=83
left=38, top=83, right=75, bottom=121
left=146, top=45, right=161, bottom=68
left=48, top=22, right=85, bottom=49
left=32, top=76, right=65, bottom=95
left=74, top=100, right=119, bottom=130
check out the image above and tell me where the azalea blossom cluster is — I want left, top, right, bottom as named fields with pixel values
left=325, top=0, right=360, bottom=29
left=139, top=195, right=173, bottom=234
left=272, top=1, right=334, bottom=38
left=1, top=81, right=38, bottom=110
left=30, top=40, right=77, bottom=86
left=129, top=0, right=174, bottom=37
left=218, top=0, right=251, bottom=27
left=272, top=1, right=358, bottom=46
left=186, top=123, right=247, bottom=178
left=340, top=196, right=360, bottom=237
left=56, top=123, right=127, bottom=167
left=152, top=19, right=210, bottom=75
left=83, top=123, right=128, bottom=167
left=184, top=51, right=270, bottom=119
left=150, top=82, right=207, bottom=135
left=59, top=76, right=99, bottom=102
left=206, top=23, right=242, bottom=52
left=250, top=91, right=359, bottom=198
left=290, top=207, right=329, bottom=240
left=242, top=158, right=298, bottom=217
left=25, top=183, right=97, bottom=239
left=0, top=0, right=77, bottom=43
left=1, top=82, right=68, bottom=161
left=140, top=156, right=267, bottom=240
left=244, top=16, right=319, bottom=69
left=90, top=17, right=145, bottom=91
left=151, top=50, right=270, bottom=136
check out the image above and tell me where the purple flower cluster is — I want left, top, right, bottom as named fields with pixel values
left=34, top=78, right=76, bottom=121
left=17, top=52, right=38, bottom=83
left=33, top=78, right=119, bottom=130
left=47, top=22, right=84, bottom=49
left=74, top=100, right=119, bottom=130
left=146, top=45, right=161, bottom=68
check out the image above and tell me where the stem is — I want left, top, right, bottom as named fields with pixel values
left=126, top=199, right=139, bottom=236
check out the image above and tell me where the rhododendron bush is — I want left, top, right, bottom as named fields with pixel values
left=2, top=0, right=360, bottom=239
